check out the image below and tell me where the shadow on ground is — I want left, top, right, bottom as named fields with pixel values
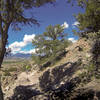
left=39, top=60, right=82, bottom=92
left=9, top=85, right=41, bottom=100
left=8, top=60, right=100, bottom=100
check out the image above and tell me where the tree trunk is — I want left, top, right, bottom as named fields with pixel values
left=0, top=13, right=10, bottom=100
left=0, top=33, right=8, bottom=100
left=0, top=42, right=6, bottom=68
left=0, top=76, right=4, bottom=100
left=0, top=55, right=5, bottom=100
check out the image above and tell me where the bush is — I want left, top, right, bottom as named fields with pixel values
left=3, top=67, right=17, bottom=76
left=7, top=67, right=17, bottom=72
left=3, top=70, right=11, bottom=76
left=22, top=64, right=32, bottom=72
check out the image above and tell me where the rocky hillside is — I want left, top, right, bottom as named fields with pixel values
left=2, top=38, right=100, bottom=100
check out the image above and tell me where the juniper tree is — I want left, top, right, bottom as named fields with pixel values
left=68, top=0, right=100, bottom=77
left=32, top=24, right=71, bottom=65
left=0, top=0, right=55, bottom=99
left=77, top=0, right=100, bottom=32
left=68, top=0, right=100, bottom=36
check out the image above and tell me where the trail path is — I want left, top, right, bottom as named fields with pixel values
left=4, top=70, right=41, bottom=99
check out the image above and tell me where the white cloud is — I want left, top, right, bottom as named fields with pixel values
left=11, top=48, right=21, bottom=54
left=23, top=34, right=35, bottom=44
left=19, top=49, right=36, bottom=54
left=68, top=37, right=77, bottom=43
left=62, top=22, right=69, bottom=29
left=72, top=21, right=79, bottom=26
left=9, top=41, right=26, bottom=48
left=9, top=34, right=35, bottom=54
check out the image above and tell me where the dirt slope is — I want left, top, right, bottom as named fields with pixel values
left=2, top=38, right=100, bottom=100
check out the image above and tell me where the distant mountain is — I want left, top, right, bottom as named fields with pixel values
left=5, top=53, right=31, bottom=59
left=13, top=53, right=31, bottom=58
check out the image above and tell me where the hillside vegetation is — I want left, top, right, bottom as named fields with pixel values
left=1, top=37, right=100, bottom=100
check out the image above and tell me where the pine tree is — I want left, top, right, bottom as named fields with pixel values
left=68, top=0, right=100, bottom=33
left=32, top=24, right=71, bottom=65
left=76, top=0, right=100, bottom=32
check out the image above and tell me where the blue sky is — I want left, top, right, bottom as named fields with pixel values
left=8, top=0, right=84, bottom=54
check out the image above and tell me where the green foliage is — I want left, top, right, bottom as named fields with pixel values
left=3, top=70, right=11, bottom=76
left=32, top=24, right=70, bottom=65
left=85, top=63, right=95, bottom=73
left=88, top=30, right=100, bottom=76
left=3, top=67, right=17, bottom=76
left=88, top=30, right=100, bottom=40
left=76, top=0, right=100, bottom=32
left=79, top=63, right=96, bottom=84
left=80, top=0, right=100, bottom=32
left=22, top=64, right=32, bottom=72
left=0, top=0, right=56, bottom=31
left=4, top=72, right=11, bottom=76
left=7, top=67, right=17, bottom=72
left=69, top=0, right=100, bottom=37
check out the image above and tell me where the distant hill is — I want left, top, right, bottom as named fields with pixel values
left=5, top=53, right=31, bottom=59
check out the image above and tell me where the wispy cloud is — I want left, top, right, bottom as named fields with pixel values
left=68, top=37, right=77, bottom=43
left=72, top=21, right=79, bottom=26
left=9, top=34, right=35, bottom=54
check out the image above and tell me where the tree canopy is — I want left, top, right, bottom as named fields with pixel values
left=68, top=0, right=100, bottom=34
left=0, top=0, right=55, bottom=31
left=76, top=0, right=100, bottom=32
left=32, top=24, right=71, bottom=65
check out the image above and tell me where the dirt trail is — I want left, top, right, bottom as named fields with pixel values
left=4, top=70, right=41, bottom=99
left=16, top=71, right=39, bottom=85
